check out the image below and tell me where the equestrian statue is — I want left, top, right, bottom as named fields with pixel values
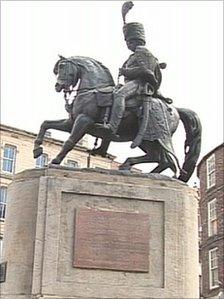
left=33, top=1, right=201, bottom=182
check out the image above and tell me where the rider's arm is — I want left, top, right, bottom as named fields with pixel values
left=120, top=66, right=158, bottom=88
left=120, top=65, right=150, bottom=79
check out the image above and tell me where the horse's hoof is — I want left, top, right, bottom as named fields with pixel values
left=51, top=158, right=61, bottom=165
left=119, top=164, right=131, bottom=171
left=33, top=147, right=43, bottom=158
left=87, top=148, right=107, bottom=157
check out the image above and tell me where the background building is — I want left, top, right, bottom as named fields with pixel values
left=0, top=124, right=116, bottom=259
left=197, top=143, right=224, bottom=299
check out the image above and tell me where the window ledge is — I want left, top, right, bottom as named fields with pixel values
left=210, top=285, right=219, bottom=290
left=208, top=233, right=218, bottom=239
left=206, top=184, right=216, bottom=191
left=0, top=172, right=14, bottom=179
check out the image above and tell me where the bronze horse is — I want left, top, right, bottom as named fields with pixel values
left=33, top=56, right=201, bottom=182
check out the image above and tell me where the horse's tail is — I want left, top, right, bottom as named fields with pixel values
left=177, top=108, right=202, bottom=182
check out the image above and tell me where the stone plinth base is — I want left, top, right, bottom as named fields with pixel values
left=1, top=167, right=199, bottom=299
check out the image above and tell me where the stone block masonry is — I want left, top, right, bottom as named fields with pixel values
left=1, top=166, right=199, bottom=299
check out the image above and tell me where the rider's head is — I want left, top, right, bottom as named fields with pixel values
left=123, top=22, right=146, bottom=52
left=126, top=38, right=145, bottom=52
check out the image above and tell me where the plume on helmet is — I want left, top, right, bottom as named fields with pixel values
left=122, top=1, right=134, bottom=24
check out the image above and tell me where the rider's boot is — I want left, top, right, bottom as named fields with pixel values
left=96, top=93, right=125, bottom=139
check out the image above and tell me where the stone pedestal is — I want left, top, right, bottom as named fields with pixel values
left=1, top=167, right=199, bottom=299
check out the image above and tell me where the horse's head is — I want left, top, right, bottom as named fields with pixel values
left=54, top=56, right=79, bottom=92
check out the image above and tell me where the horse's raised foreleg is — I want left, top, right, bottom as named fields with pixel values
left=51, top=114, right=94, bottom=165
left=33, top=119, right=73, bottom=158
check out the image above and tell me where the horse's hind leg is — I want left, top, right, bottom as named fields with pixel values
left=119, top=154, right=155, bottom=170
left=119, top=141, right=176, bottom=175
left=34, top=119, right=73, bottom=158
left=119, top=141, right=159, bottom=170
left=51, top=114, right=94, bottom=164
left=88, top=138, right=111, bottom=157
left=139, top=141, right=177, bottom=175
left=150, top=151, right=177, bottom=176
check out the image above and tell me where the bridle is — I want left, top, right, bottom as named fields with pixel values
left=56, top=57, right=82, bottom=104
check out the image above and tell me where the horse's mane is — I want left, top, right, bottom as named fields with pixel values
left=54, top=56, right=115, bottom=86
left=70, top=56, right=115, bottom=85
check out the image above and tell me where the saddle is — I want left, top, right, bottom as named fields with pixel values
left=96, top=86, right=142, bottom=108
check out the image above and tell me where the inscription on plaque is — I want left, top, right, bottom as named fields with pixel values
left=73, top=209, right=149, bottom=272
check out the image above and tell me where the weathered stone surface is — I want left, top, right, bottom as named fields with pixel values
left=1, top=166, right=199, bottom=299
left=74, top=209, right=149, bottom=272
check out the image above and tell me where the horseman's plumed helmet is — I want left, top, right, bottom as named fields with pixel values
left=123, top=22, right=146, bottom=43
left=121, top=2, right=146, bottom=43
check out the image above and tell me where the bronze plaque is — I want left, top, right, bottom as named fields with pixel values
left=73, top=209, right=149, bottom=272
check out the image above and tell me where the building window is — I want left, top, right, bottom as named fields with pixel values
left=0, top=237, right=3, bottom=260
left=66, top=159, right=79, bottom=168
left=206, top=154, right=215, bottom=189
left=2, top=144, right=17, bottom=174
left=0, top=187, right=7, bottom=220
left=208, top=198, right=218, bottom=237
left=36, top=154, right=48, bottom=168
left=209, top=247, right=219, bottom=289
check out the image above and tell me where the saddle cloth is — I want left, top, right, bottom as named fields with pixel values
left=95, top=87, right=177, bottom=168
left=97, top=88, right=173, bottom=140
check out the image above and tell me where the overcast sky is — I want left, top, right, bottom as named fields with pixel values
left=1, top=1, right=223, bottom=183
